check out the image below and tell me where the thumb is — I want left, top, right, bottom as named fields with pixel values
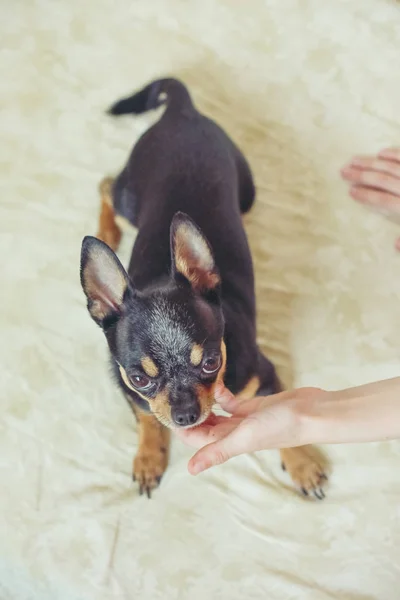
left=214, top=382, right=267, bottom=416
left=213, top=382, right=237, bottom=412
left=188, top=419, right=255, bottom=475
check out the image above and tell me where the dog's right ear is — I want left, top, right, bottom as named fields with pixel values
left=80, top=236, right=131, bottom=327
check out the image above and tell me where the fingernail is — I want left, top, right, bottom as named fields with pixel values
left=190, top=461, right=205, bottom=475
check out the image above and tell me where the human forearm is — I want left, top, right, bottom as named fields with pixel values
left=301, top=377, right=400, bottom=445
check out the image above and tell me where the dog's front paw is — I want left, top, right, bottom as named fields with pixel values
left=133, top=448, right=168, bottom=498
left=280, top=445, right=329, bottom=500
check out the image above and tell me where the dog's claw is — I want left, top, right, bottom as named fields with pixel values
left=137, top=480, right=157, bottom=499
left=314, top=488, right=325, bottom=500
left=133, top=455, right=166, bottom=499
left=281, top=462, right=286, bottom=471
left=282, top=446, right=328, bottom=501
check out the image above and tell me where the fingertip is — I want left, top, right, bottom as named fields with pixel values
left=214, top=381, right=226, bottom=396
left=214, top=383, right=235, bottom=408
left=188, top=458, right=205, bottom=476
left=340, top=166, right=353, bottom=180
left=395, top=237, right=400, bottom=252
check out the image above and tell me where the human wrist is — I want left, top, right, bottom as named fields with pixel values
left=292, top=387, right=335, bottom=446
left=295, top=381, right=392, bottom=445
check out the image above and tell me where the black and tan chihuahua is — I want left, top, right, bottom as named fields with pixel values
left=80, top=78, right=327, bottom=498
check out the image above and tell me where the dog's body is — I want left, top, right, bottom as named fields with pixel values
left=109, top=79, right=277, bottom=399
left=81, top=78, right=327, bottom=498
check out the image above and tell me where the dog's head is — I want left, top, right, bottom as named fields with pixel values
left=80, top=212, right=225, bottom=429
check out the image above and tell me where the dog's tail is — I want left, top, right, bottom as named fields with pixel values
left=107, top=78, right=193, bottom=117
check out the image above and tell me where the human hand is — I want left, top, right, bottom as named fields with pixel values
left=175, top=383, right=324, bottom=475
left=341, top=147, right=400, bottom=249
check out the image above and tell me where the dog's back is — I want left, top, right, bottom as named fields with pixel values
left=111, top=80, right=254, bottom=285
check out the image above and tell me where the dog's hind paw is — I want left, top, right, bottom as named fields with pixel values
left=280, top=445, right=329, bottom=501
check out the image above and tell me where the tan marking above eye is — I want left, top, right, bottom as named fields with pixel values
left=190, top=343, right=204, bottom=366
left=141, top=356, right=159, bottom=378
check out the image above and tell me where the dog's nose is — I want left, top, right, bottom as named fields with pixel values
left=171, top=404, right=201, bottom=427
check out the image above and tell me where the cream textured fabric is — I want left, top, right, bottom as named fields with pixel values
left=1, top=1, right=400, bottom=598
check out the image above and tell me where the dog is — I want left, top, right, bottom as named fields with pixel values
left=80, top=78, right=327, bottom=499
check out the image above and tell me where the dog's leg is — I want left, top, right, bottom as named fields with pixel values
left=132, top=407, right=170, bottom=498
left=256, top=351, right=329, bottom=500
left=96, top=177, right=122, bottom=252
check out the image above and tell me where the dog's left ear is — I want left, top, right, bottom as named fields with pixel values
left=80, top=236, right=130, bottom=327
left=170, top=212, right=220, bottom=293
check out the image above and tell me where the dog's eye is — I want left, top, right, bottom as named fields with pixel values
left=131, top=375, right=151, bottom=390
left=202, top=356, right=221, bottom=375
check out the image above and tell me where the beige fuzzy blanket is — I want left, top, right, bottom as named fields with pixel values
left=1, top=1, right=400, bottom=598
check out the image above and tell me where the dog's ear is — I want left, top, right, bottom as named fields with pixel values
left=170, top=212, right=220, bottom=293
left=80, top=236, right=131, bottom=327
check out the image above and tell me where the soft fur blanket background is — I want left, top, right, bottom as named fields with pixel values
left=1, top=1, right=400, bottom=598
